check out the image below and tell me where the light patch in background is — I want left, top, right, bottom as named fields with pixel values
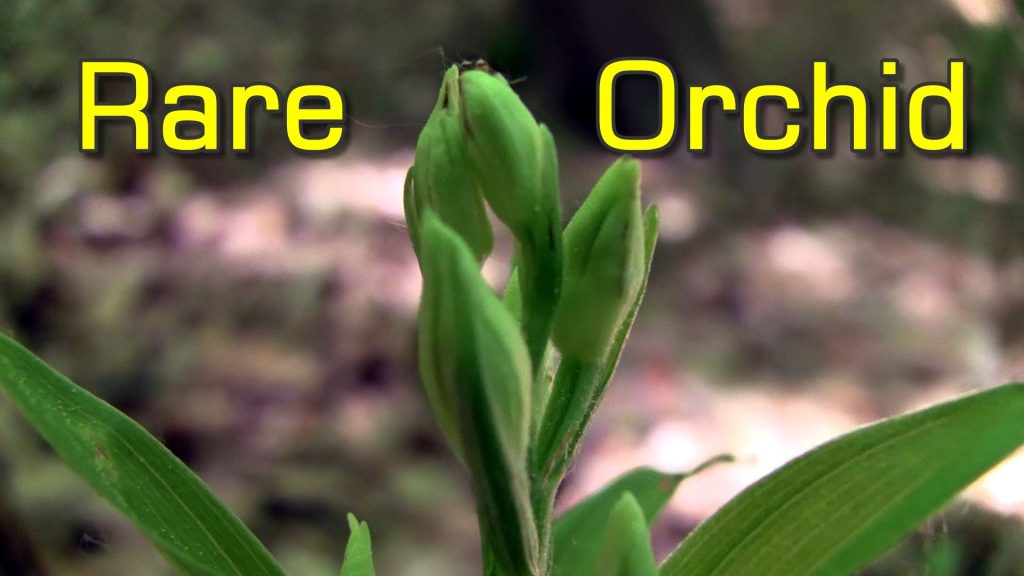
left=763, top=225, right=855, bottom=304
left=947, top=0, right=1014, bottom=25
left=654, top=193, right=700, bottom=242
left=292, top=153, right=411, bottom=223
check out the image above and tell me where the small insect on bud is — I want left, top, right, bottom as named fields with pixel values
left=459, top=69, right=557, bottom=238
left=416, top=211, right=539, bottom=575
left=411, top=66, right=494, bottom=262
left=553, top=157, right=646, bottom=361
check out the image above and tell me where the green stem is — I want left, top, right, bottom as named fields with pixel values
left=532, top=356, right=601, bottom=494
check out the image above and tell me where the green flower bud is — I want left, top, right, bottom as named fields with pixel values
left=412, top=66, right=494, bottom=262
left=459, top=69, right=564, bottom=372
left=416, top=212, right=540, bottom=575
left=553, top=157, right=646, bottom=360
left=459, top=70, right=558, bottom=239
left=417, top=211, right=530, bottom=458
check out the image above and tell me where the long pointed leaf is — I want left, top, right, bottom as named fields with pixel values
left=0, top=333, right=288, bottom=576
left=659, top=382, right=1024, bottom=576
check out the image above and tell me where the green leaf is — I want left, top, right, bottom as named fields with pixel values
left=0, top=333, right=288, bottom=576
left=340, top=514, right=376, bottom=576
left=553, top=458, right=729, bottom=576
left=595, top=493, right=658, bottom=576
left=659, top=382, right=1024, bottom=576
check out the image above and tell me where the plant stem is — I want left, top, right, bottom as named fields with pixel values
left=532, top=356, right=602, bottom=497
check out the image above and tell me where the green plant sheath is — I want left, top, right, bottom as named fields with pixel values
left=659, top=382, right=1024, bottom=576
left=0, top=333, right=288, bottom=576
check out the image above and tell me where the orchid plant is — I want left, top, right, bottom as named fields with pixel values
left=1, top=64, right=1023, bottom=576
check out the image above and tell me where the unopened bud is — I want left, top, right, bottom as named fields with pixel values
left=412, top=66, right=494, bottom=262
left=553, top=157, right=645, bottom=360
left=417, top=211, right=531, bottom=458
left=459, top=69, right=563, bottom=371
left=459, top=70, right=558, bottom=239
left=417, top=211, right=539, bottom=574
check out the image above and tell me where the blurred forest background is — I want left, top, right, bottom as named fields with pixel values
left=2, top=0, right=1024, bottom=574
